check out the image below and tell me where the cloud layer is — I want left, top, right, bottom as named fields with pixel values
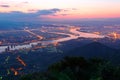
left=0, top=8, right=63, bottom=21
left=0, top=4, right=10, bottom=8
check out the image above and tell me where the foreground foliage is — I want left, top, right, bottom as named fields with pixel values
left=20, top=56, right=120, bottom=80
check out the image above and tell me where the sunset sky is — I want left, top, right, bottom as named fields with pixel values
left=0, top=0, right=120, bottom=21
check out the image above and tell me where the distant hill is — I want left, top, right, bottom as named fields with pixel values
left=67, top=42, right=120, bottom=63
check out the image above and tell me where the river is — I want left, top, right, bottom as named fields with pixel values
left=0, top=27, right=105, bottom=53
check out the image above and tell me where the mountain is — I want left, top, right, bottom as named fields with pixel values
left=67, top=42, right=119, bottom=63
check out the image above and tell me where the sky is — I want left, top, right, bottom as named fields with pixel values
left=0, top=0, right=120, bottom=22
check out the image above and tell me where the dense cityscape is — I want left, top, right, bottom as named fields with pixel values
left=0, top=24, right=120, bottom=53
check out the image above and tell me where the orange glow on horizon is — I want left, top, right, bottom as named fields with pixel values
left=41, top=13, right=120, bottom=20
left=0, top=0, right=120, bottom=19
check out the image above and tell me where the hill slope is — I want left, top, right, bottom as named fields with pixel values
left=68, top=42, right=119, bottom=62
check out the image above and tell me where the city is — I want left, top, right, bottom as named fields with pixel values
left=0, top=24, right=120, bottom=53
